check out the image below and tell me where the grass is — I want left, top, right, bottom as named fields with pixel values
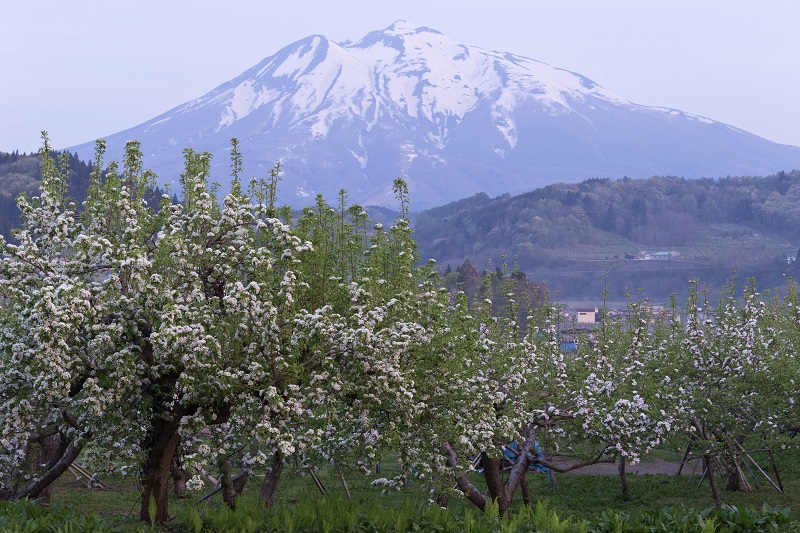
left=37, top=446, right=800, bottom=531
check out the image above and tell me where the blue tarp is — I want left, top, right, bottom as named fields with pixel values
left=503, top=441, right=550, bottom=474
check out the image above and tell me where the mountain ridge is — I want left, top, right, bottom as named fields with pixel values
left=68, top=21, right=800, bottom=209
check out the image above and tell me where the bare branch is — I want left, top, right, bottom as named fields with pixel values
left=442, top=442, right=486, bottom=511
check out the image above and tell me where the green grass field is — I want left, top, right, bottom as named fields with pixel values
left=34, top=446, right=800, bottom=531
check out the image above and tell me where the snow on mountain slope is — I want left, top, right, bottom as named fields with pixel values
left=69, top=21, right=800, bottom=209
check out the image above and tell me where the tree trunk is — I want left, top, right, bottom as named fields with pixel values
left=221, top=460, right=237, bottom=510
left=259, top=450, right=284, bottom=507
left=618, top=455, right=630, bottom=501
left=35, top=432, right=63, bottom=506
left=520, top=472, right=531, bottom=507
left=442, top=442, right=486, bottom=511
left=436, top=474, right=453, bottom=509
left=693, top=419, right=722, bottom=509
left=704, top=455, right=722, bottom=509
left=726, top=436, right=745, bottom=491
left=480, top=454, right=510, bottom=517
left=504, top=436, right=538, bottom=502
left=139, top=408, right=187, bottom=523
left=726, top=463, right=741, bottom=491
left=436, top=490, right=450, bottom=509
left=171, top=456, right=190, bottom=498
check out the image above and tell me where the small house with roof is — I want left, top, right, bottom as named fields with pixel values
left=575, top=307, right=598, bottom=324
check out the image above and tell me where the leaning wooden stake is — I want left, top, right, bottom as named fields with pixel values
left=677, top=441, right=692, bottom=475
left=735, top=442, right=783, bottom=492
left=308, top=467, right=326, bottom=495
left=195, top=472, right=249, bottom=504
left=731, top=456, right=753, bottom=492
left=767, top=449, right=785, bottom=492
left=338, top=469, right=351, bottom=500
left=67, top=463, right=111, bottom=490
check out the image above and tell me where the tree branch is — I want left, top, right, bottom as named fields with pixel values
left=528, top=447, right=614, bottom=473
left=442, top=442, right=486, bottom=511
left=14, top=440, right=83, bottom=500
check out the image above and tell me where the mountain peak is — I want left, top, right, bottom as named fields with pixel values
left=349, top=21, right=448, bottom=51
left=68, top=23, right=800, bottom=211
left=381, top=20, right=442, bottom=37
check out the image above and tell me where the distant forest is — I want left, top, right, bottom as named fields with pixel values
left=414, top=171, right=800, bottom=298
left=0, top=150, right=96, bottom=239
left=0, top=150, right=168, bottom=241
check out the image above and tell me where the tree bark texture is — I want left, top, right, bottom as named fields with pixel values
left=726, top=462, right=741, bottom=491
left=480, top=454, right=510, bottom=517
left=618, top=455, right=630, bottom=501
left=705, top=455, right=723, bottom=509
left=139, top=405, right=190, bottom=523
left=259, top=450, right=284, bottom=507
left=171, top=456, right=190, bottom=498
left=520, top=472, right=531, bottom=507
left=221, top=460, right=237, bottom=510
left=442, top=442, right=486, bottom=511
left=436, top=490, right=450, bottom=509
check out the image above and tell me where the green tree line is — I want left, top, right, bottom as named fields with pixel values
left=415, top=171, right=800, bottom=266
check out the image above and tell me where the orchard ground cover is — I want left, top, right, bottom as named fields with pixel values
left=30, top=447, right=800, bottom=531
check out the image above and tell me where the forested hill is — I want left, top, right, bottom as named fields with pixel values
left=0, top=150, right=98, bottom=238
left=414, top=171, right=800, bottom=298
left=0, top=151, right=171, bottom=241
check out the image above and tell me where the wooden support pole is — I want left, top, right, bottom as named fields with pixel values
left=767, top=449, right=785, bottom=492
left=67, top=463, right=110, bottom=490
left=339, top=469, right=351, bottom=501
left=735, top=443, right=783, bottom=492
left=198, top=466, right=219, bottom=486
left=308, top=468, right=326, bottom=495
left=677, top=441, right=692, bottom=476
left=732, top=456, right=753, bottom=492
left=195, top=472, right=249, bottom=504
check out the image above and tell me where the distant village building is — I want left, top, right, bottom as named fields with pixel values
left=639, top=251, right=678, bottom=260
left=575, top=307, right=598, bottom=324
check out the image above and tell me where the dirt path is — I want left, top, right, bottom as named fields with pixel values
left=551, top=457, right=689, bottom=475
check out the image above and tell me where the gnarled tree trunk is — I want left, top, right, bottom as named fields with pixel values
left=259, top=450, right=284, bottom=507
left=171, top=455, right=190, bottom=498
left=139, top=404, right=192, bottom=523
left=481, top=454, right=510, bottom=516
left=219, top=461, right=250, bottom=510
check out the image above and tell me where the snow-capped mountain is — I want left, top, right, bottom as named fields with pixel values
left=69, top=21, right=800, bottom=209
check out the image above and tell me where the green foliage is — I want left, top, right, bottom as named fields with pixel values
left=0, top=499, right=126, bottom=532
left=0, top=138, right=168, bottom=245
left=443, top=258, right=547, bottom=326
left=590, top=504, right=798, bottom=533
left=0, top=142, right=91, bottom=241
left=172, top=495, right=591, bottom=533
left=5, top=134, right=800, bottom=527
left=172, top=497, right=800, bottom=532
left=3, top=496, right=797, bottom=533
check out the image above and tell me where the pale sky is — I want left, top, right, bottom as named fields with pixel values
left=3, top=1, right=799, bottom=154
